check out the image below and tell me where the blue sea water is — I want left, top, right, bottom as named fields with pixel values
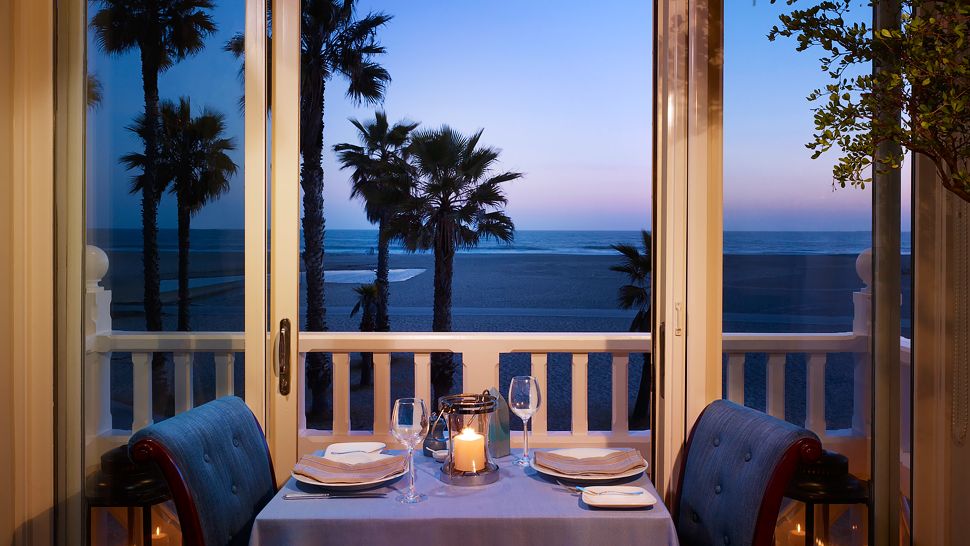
left=88, top=228, right=911, bottom=256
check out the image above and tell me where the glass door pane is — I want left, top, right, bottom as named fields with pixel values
left=83, top=0, right=267, bottom=540
left=722, top=3, right=876, bottom=543
left=294, top=1, right=653, bottom=464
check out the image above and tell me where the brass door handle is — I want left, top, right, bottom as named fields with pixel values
left=279, top=318, right=291, bottom=395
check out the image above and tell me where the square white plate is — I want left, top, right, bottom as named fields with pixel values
left=581, top=486, right=657, bottom=509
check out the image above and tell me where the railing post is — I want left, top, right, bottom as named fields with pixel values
left=530, top=354, right=548, bottom=436
left=373, top=354, right=391, bottom=435
left=806, top=353, right=827, bottom=433
left=766, top=353, right=786, bottom=419
left=726, top=353, right=745, bottom=404
left=571, top=354, right=589, bottom=436
left=84, top=245, right=112, bottom=440
left=611, top=354, right=630, bottom=434
left=173, top=352, right=194, bottom=413
left=462, top=350, right=499, bottom=395
left=853, top=248, right=873, bottom=435
left=414, top=354, right=432, bottom=411
left=214, top=352, right=235, bottom=398
left=332, top=353, right=351, bottom=435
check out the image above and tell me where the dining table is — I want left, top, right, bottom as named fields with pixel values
left=249, top=450, right=680, bottom=546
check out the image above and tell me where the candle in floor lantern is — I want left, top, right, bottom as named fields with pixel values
left=787, top=523, right=805, bottom=546
left=453, top=427, right=486, bottom=472
left=151, top=526, right=169, bottom=546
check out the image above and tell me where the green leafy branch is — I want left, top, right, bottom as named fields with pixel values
left=769, top=0, right=970, bottom=201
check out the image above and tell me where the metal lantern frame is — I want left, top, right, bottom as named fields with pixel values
left=438, top=391, right=500, bottom=486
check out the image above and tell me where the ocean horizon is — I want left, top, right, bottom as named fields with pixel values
left=88, top=228, right=911, bottom=256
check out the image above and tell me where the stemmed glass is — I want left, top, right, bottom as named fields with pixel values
left=508, top=376, right=542, bottom=466
left=391, top=397, right=429, bottom=504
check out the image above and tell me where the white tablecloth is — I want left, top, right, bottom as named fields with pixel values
left=250, top=451, right=680, bottom=546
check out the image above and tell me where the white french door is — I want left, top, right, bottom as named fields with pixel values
left=262, top=0, right=301, bottom=479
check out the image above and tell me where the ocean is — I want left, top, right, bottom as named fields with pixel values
left=88, top=228, right=912, bottom=256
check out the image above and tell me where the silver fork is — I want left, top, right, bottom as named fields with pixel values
left=283, top=492, right=387, bottom=500
left=556, top=480, right=644, bottom=496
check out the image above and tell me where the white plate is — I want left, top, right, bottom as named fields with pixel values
left=581, top=486, right=657, bottom=509
left=530, top=448, right=648, bottom=483
left=324, top=442, right=386, bottom=457
left=291, top=448, right=405, bottom=490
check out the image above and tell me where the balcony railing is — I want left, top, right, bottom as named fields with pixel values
left=83, top=245, right=884, bottom=475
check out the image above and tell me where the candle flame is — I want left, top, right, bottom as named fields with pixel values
left=796, top=524, right=801, bottom=533
left=155, top=527, right=161, bottom=536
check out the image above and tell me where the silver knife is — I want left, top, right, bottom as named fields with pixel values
left=283, top=492, right=387, bottom=500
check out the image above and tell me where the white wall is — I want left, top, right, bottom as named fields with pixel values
left=0, top=0, right=55, bottom=543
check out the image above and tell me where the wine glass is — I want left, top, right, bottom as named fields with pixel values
left=508, top=376, right=541, bottom=466
left=391, top=397, right=429, bottom=504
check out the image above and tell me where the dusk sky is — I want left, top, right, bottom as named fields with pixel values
left=86, top=1, right=906, bottom=232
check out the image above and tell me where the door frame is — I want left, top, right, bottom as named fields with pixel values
left=264, top=0, right=302, bottom=479
left=652, top=0, right=723, bottom=504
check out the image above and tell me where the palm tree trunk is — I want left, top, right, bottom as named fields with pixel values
left=375, top=215, right=391, bottom=332
left=431, top=242, right=455, bottom=404
left=139, top=47, right=169, bottom=417
left=359, top=308, right=374, bottom=387
left=301, top=68, right=330, bottom=422
left=176, top=196, right=191, bottom=331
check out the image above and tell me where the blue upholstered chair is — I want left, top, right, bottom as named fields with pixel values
left=676, top=400, right=822, bottom=546
left=129, top=396, right=277, bottom=546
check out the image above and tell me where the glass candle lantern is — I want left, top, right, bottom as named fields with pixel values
left=438, top=391, right=500, bottom=486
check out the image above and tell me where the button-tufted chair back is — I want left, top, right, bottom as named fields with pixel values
left=676, top=400, right=821, bottom=546
left=129, top=396, right=276, bottom=546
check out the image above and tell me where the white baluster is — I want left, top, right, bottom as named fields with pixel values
left=727, top=353, right=745, bottom=404
left=806, top=353, right=827, bottom=433
left=214, top=352, right=235, bottom=398
left=85, top=246, right=112, bottom=439
left=414, top=354, right=432, bottom=410
left=131, top=352, right=153, bottom=431
left=571, top=353, right=589, bottom=436
left=530, top=353, right=548, bottom=436
left=766, top=353, right=786, bottom=419
left=853, top=248, right=873, bottom=435
left=332, top=353, right=350, bottom=435
left=298, top=352, right=307, bottom=432
left=373, top=353, right=391, bottom=435
left=612, top=353, right=630, bottom=434
left=462, top=350, right=499, bottom=394
left=173, top=352, right=194, bottom=413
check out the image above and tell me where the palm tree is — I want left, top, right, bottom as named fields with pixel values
left=122, top=97, right=237, bottom=331
left=162, top=98, right=238, bottom=330
left=87, top=73, right=104, bottom=110
left=350, top=283, right=381, bottom=387
left=334, top=112, right=418, bottom=332
left=400, top=126, right=522, bottom=402
left=610, top=230, right=652, bottom=429
left=91, top=0, right=216, bottom=415
left=91, top=0, right=217, bottom=333
left=228, top=2, right=392, bottom=418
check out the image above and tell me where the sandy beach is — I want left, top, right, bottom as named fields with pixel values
left=100, top=249, right=903, bottom=432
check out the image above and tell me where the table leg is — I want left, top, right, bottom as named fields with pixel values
left=143, top=505, right=152, bottom=546
left=822, top=504, right=830, bottom=543
left=127, top=507, right=135, bottom=546
left=805, top=502, right=815, bottom=545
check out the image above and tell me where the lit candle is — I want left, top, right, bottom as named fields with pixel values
left=453, top=427, right=486, bottom=472
left=151, top=526, right=169, bottom=546
left=787, top=523, right=805, bottom=546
